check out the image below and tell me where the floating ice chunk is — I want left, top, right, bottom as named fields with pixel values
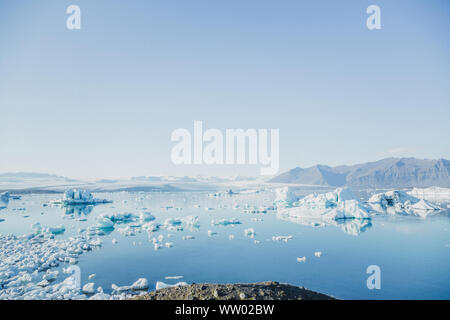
left=165, top=276, right=184, bottom=280
left=164, top=218, right=182, bottom=226
left=183, top=215, right=200, bottom=229
left=368, top=190, right=441, bottom=217
left=211, top=218, right=241, bottom=226
left=89, top=238, right=102, bottom=247
left=165, top=242, right=174, bottom=248
left=95, top=215, right=114, bottom=229
left=182, top=235, right=195, bottom=240
left=142, top=222, right=160, bottom=232
left=43, top=270, right=59, bottom=282
left=88, top=274, right=96, bottom=280
left=229, top=234, right=235, bottom=240
left=112, top=239, right=118, bottom=244
left=244, top=228, right=255, bottom=238
left=296, top=256, right=306, bottom=263
left=205, top=207, right=214, bottom=211
left=272, top=235, right=292, bottom=242
left=89, top=292, right=111, bottom=300
left=407, top=187, right=450, bottom=204
left=131, top=278, right=149, bottom=291
left=59, top=189, right=112, bottom=205
left=280, top=187, right=370, bottom=221
left=47, top=225, right=65, bottom=235
left=139, top=211, right=155, bottom=222
left=274, top=187, right=298, bottom=207
left=314, top=251, right=322, bottom=258
left=155, top=281, right=188, bottom=290
left=207, top=230, right=217, bottom=237
left=112, top=283, right=131, bottom=293
left=154, top=243, right=162, bottom=250
left=82, top=282, right=96, bottom=294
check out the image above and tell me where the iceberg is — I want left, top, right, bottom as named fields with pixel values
left=274, top=187, right=298, bottom=207
left=278, top=187, right=370, bottom=221
left=367, top=190, right=441, bottom=217
left=211, top=218, right=241, bottom=226
left=407, top=187, right=450, bottom=204
left=131, top=278, right=149, bottom=291
left=55, top=189, right=112, bottom=206
left=155, top=281, right=188, bottom=290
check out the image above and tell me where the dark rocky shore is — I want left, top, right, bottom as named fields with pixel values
left=132, top=281, right=335, bottom=300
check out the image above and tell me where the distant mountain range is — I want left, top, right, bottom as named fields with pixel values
left=270, top=158, right=450, bottom=188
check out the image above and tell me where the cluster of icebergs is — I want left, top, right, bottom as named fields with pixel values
left=52, top=189, right=112, bottom=206
left=275, top=186, right=449, bottom=221
left=273, top=186, right=449, bottom=235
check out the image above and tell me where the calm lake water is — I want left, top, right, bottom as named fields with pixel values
left=1, top=191, right=449, bottom=299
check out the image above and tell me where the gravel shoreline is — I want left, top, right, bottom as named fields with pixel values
left=132, top=281, right=335, bottom=300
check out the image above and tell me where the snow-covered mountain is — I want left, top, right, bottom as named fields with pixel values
left=270, top=158, right=450, bottom=188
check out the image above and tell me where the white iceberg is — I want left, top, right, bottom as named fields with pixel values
left=367, top=190, right=441, bottom=217
left=407, top=187, right=450, bottom=204
left=155, top=281, right=188, bottom=290
left=211, top=218, right=241, bottom=226
left=279, top=187, right=370, bottom=221
left=131, top=278, right=149, bottom=291
left=56, top=189, right=112, bottom=205
left=274, top=187, right=298, bottom=207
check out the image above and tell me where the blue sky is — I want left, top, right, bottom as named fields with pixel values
left=0, top=0, right=449, bottom=179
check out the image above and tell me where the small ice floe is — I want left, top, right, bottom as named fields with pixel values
left=165, top=242, right=174, bottom=248
left=296, top=256, right=306, bottom=263
left=47, top=225, right=66, bottom=235
left=272, top=235, right=293, bottom=242
left=54, top=189, right=112, bottom=206
left=251, top=218, right=263, bottom=222
left=131, top=278, right=149, bottom=291
left=112, top=239, right=118, bottom=244
left=89, top=292, right=111, bottom=300
left=183, top=215, right=200, bottom=229
left=82, top=282, right=96, bottom=294
left=155, top=281, right=188, bottom=290
left=95, top=215, right=114, bottom=229
left=1, top=191, right=21, bottom=201
left=142, top=222, right=160, bottom=233
left=211, top=218, right=241, bottom=226
left=182, top=235, right=195, bottom=240
left=205, top=207, right=214, bottom=211
left=229, top=234, right=235, bottom=240
left=165, top=276, right=184, bottom=280
left=89, top=238, right=102, bottom=247
left=254, top=240, right=261, bottom=244
left=244, top=228, right=255, bottom=238
left=243, top=207, right=267, bottom=214
left=208, top=230, right=217, bottom=237
left=154, top=243, right=162, bottom=250
left=43, top=270, right=59, bottom=282
left=88, top=274, right=96, bottom=280
left=139, top=211, right=155, bottom=222
left=314, top=251, right=323, bottom=258
left=112, top=283, right=131, bottom=293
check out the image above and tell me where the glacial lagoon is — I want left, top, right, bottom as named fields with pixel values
left=0, top=190, right=449, bottom=299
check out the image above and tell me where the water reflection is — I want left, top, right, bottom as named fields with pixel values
left=276, top=210, right=372, bottom=236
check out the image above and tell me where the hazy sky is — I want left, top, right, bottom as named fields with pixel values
left=0, top=0, right=449, bottom=179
